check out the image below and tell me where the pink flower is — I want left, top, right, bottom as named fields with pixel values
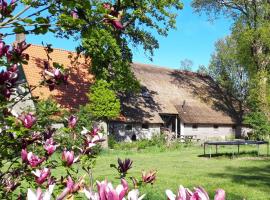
left=71, top=10, right=78, bottom=19
left=103, top=3, right=112, bottom=10
left=85, top=132, right=105, bottom=152
left=56, top=176, right=84, bottom=200
left=27, top=152, right=45, bottom=168
left=32, top=168, right=51, bottom=185
left=68, top=115, right=77, bottom=129
left=21, top=149, right=28, bottom=163
left=53, top=68, right=62, bottom=80
left=96, top=179, right=129, bottom=200
left=62, top=150, right=79, bottom=167
left=142, top=170, right=157, bottom=184
left=193, top=187, right=210, bottom=200
left=111, top=19, right=124, bottom=30
left=18, top=113, right=36, bottom=129
left=0, top=40, right=9, bottom=57
left=166, top=186, right=225, bottom=200
left=214, top=189, right=226, bottom=200
left=27, top=185, right=54, bottom=200
left=91, top=127, right=100, bottom=136
left=44, top=138, right=58, bottom=156
left=127, top=189, right=146, bottom=200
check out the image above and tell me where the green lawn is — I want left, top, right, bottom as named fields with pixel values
left=91, top=145, right=270, bottom=200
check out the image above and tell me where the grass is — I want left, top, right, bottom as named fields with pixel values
left=90, top=144, right=270, bottom=200
left=4, top=143, right=269, bottom=199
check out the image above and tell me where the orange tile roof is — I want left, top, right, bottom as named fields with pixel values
left=22, top=45, right=94, bottom=110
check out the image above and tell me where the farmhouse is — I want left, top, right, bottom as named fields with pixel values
left=20, top=42, right=248, bottom=141
left=109, top=63, right=249, bottom=141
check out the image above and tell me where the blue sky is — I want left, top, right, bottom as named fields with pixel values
left=5, top=0, right=232, bottom=70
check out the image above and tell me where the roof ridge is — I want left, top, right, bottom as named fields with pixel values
left=132, top=62, right=205, bottom=76
left=29, top=44, right=77, bottom=54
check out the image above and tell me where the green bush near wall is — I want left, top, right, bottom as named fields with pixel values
left=108, top=134, right=188, bottom=152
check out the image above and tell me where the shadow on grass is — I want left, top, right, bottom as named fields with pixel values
left=208, top=164, right=270, bottom=194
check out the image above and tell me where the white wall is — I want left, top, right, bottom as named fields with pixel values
left=110, top=123, right=160, bottom=142
left=183, top=124, right=235, bottom=141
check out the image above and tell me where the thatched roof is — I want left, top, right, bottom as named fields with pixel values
left=123, top=63, right=236, bottom=125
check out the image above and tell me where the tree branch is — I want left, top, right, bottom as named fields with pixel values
left=0, top=5, right=31, bottom=28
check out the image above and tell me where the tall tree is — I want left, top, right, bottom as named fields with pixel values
left=192, top=0, right=270, bottom=123
left=208, top=36, right=249, bottom=133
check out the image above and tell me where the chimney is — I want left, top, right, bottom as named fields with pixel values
left=15, top=33, right=26, bottom=43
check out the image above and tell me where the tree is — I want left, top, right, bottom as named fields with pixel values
left=0, top=0, right=183, bottom=94
left=197, top=64, right=208, bottom=74
left=208, top=36, right=249, bottom=134
left=180, top=58, right=193, bottom=71
left=86, top=79, right=120, bottom=120
left=192, top=0, right=270, bottom=137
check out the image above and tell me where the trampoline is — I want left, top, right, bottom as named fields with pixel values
left=203, top=140, right=269, bottom=158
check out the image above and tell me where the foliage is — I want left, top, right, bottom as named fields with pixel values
left=86, top=79, right=120, bottom=120
left=208, top=36, right=249, bottom=124
left=244, top=111, right=270, bottom=140
left=180, top=58, right=193, bottom=71
left=192, top=0, right=270, bottom=137
left=108, top=134, right=184, bottom=152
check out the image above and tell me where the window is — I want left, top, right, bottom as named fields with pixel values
left=192, top=124, right=198, bottom=131
left=125, top=124, right=132, bottom=131
left=142, top=124, right=149, bottom=129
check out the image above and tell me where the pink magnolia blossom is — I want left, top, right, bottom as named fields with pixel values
left=193, top=187, right=210, bottom=200
left=27, top=152, right=45, bottom=168
left=21, top=149, right=28, bottom=163
left=44, top=138, right=58, bottom=156
left=166, top=185, right=225, bottom=200
left=0, top=40, right=9, bottom=57
left=32, top=168, right=51, bottom=185
left=18, top=113, right=36, bottom=129
left=127, top=189, right=146, bottom=200
left=97, top=179, right=128, bottom=200
left=214, top=189, right=226, bottom=200
left=71, top=10, right=78, bottom=19
left=85, top=132, right=105, bottom=151
left=91, top=127, right=100, bottom=136
left=111, top=19, right=124, bottom=30
left=62, top=150, right=79, bottom=167
left=53, top=68, right=62, bottom=80
left=84, top=182, right=145, bottom=200
left=56, top=176, right=84, bottom=200
left=142, top=170, right=157, bottom=184
left=27, top=185, right=54, bottom=200
left=67, top=115, right=77, bottom=129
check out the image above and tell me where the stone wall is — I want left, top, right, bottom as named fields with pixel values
left=109, top=122, right=161, bottom=142
left=182, top=124, right=251, bottom=141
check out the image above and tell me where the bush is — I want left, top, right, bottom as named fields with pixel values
left=108, top=134, right=185, bottom=152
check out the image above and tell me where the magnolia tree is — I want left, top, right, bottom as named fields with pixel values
left=0, top=0, right=227, bottom=199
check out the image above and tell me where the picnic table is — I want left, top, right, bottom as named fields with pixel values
left=203, top=140, right=269, bottom=158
